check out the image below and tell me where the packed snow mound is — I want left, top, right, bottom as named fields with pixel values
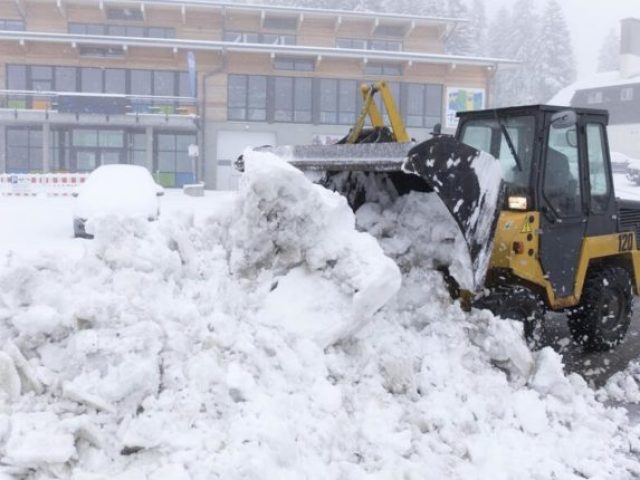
left=0, top=155, right=639, bottom=479
left=603, top=360, right=640, bottom=404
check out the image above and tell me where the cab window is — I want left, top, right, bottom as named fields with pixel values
left=585, top=123, right=611, bottom=213
left=544, top=125, right=581, bottom=217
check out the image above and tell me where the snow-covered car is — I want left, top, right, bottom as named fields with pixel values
left=611, top=151, right=631, bottom=174
left=73, top=165, right=164, bottom=238
left=625, top=155, right=640, bottom=185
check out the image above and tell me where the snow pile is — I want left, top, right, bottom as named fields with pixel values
left=603, top=361, right=640, bottom=404
left=0, top=154, right=638, bottom=479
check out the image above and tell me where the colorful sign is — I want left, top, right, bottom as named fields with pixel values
left=446, top=87, right=486, bottom=129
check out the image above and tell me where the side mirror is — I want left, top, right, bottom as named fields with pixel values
left=566, top=128, right=578, bottom=148
left=551, top=110, right=577, bottom=129
left=432, top=123, right=442, bottom=136
left=72, top=192, right=79, bottom=198
left=156, top=190, right=165, bottom=197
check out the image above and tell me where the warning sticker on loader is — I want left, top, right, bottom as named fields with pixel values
left=521, top=217, right=533, bottom=234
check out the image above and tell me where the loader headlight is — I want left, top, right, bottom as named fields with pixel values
left=507, top=196, right=528, bottom=211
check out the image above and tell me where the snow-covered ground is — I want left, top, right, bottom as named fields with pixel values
left=1, top=160, right=640, bottom=479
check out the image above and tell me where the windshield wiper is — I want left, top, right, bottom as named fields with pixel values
left=494, top=111, right=523, bottom=172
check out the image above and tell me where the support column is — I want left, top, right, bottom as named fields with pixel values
left=145, top=126, right=154, bottom=173
left=42, top=122, right=50, bottom=173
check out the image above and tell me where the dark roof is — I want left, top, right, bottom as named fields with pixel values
left=457, top=104, right=609, bottom=118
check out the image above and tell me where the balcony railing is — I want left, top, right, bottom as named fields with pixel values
left=0, top=90, right=199, bottom=117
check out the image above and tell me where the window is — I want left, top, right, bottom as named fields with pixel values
left=544, top=124, right=581, bottom=217
left=79, top=46, right=125, bottom=58
left=131, top=69, right=152, bottom=96
left=228, top=75, right=267, bottom=121
left=273, top=57, right=315, bottom=72
left=30, top=66, right=53, bottom=92
left=6, top=127, right=43, bottom=173
left=460, top=116, right=536, bottom=190
left=223, top=31, right=296, bottom=45
left=105, top=69, right=126, bottom=94
left=373, top=25, right=405, bottom=37
left=130, top=132, right=147, bottom=167
left=586, top=123, right=611, bottom=212
left=337, top=38, right=402, bottom=51
left=155, top=132, right=197, bottom=187
left=55, top=67, right=77, bottom=92
left=405, top=83, right=443, bottom=128
left=273, top=77, right=312, bottom=123
left=262, top=16, right=298, bottom=30
left=69, top=23, right=176, bottom=38
left=274, top=77, right=294, bottom=122
left=153, top=71, right=175, bottom=97
left=586, top=91, right=603, bottom=105
left=0, top=19, right=25, bottom=31
left=81, top=68, right=103, bottom=93
left=7, top=65, right=27, bottom=90
left=621, top=87, right=634, bottom=101
left=364, top=62, right=403, bottom=76
left=106, top=7, right=144, bottom=21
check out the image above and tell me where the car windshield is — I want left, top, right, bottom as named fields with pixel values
left=459, top=115, right=536, bottom=189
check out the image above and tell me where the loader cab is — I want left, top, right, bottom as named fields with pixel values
left=457, top=105, right=617, bottom=298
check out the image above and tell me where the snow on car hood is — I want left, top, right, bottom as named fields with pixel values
left=74, top=165, right=159, bottom=220
left=0, top=153, right=638, bottom=479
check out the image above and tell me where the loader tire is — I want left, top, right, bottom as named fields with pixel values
left=474, top=286, right=546, bottom=350
left=567, top=266, right=632, bottom=352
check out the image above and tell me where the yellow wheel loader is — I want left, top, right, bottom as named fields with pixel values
left=238, top=82, right=640, bottom=352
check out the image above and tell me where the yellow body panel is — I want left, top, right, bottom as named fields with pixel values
left=490, top=211, right=640, bottom=310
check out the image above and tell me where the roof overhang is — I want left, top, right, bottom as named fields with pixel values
left=0, top=31, right=518, bottom=68
left=45, top=0, right=468, bottom=28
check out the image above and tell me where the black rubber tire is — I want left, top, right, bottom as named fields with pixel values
left=567, top=266, right=632, bottom=352
left=474, top=286, right=546, bottom=350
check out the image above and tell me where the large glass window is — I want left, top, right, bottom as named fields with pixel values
left=105, top=69, right=126, bottom=94
left=30, top=66, right=53, bottom=92
left=81, top=68, right=103, bottom=93
left=273, top=57, right=315, bottom=72
left=364, top=62, right=403, bottom=76
left=55, top=67, right=77, bottom=92
left=155, top=132, right=197, bottom=187
left=7, top=65, right=27, bottom=90
left=6, top=127, right=43, bottom=173
left=318, top=79, right=359, bottom=125
left=460, top=115, right=536, bottom=190
left=274, top=77, right=294, bottom=122
left=337, top=38, right=402, bottom=51
left=544, top=124, right=582, bottom=217
left=586, top=123, right=611, bottom=213
left=227, top=75, right=267, bottom=122
left=405, top=83, right=443, bottom=128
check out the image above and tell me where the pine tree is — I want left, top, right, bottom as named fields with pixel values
left=536, top=0, right=576, bottom=102
left=467, top=0, right=487, bottom=56
left=598, top=28, right=621, bottom=72
left=496, top=0, right=542, bottom=106
left=445, top=0, right=474, bottom=55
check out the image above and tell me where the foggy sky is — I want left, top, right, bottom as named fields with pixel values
left=487, top=0, right=638, bottom=78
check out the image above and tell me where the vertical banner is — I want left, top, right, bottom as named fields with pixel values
left=446, top=87, right=486, bottom=129
left=187, top=51, right=197, bottom=98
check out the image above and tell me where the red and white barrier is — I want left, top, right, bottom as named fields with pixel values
left=0, top=173, right=88, bottom=197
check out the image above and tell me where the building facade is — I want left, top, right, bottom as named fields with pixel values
left=563, top=18, right=640, bottom=160
left=0, top=0, right=512, bottom=189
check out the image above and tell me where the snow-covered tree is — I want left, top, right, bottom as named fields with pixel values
left=492, top=0, right=542, bottom=106
left=467, top=0, right=488, bottom=56
left=445, top=0, right=474, bottom=55
left=536, top=0, right=576, bottom=102
left=423, top=0, right=448, bottom=17
left=598, top=28, right=621, bottom=72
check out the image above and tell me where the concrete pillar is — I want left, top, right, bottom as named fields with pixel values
left=145, top=126, right=154, bottom=173
left=42, top=122, right=50, bottom=173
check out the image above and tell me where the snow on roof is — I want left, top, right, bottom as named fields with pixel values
left=549, top=70, right=640, bottom=106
